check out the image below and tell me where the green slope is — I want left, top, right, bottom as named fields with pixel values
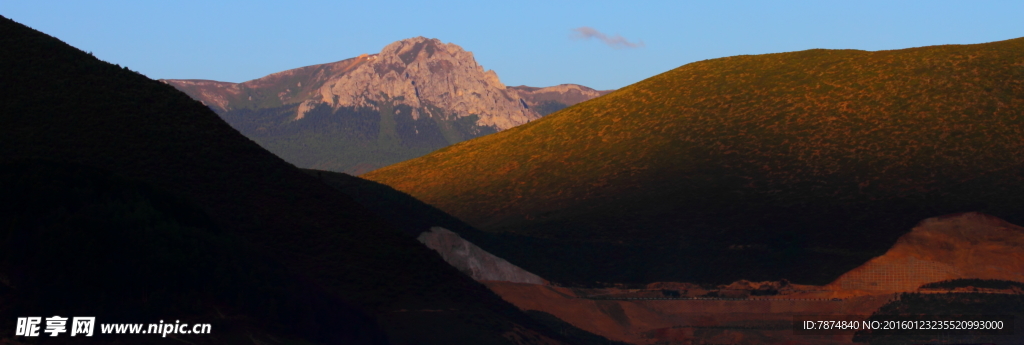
left=366, top=38, right=1024, bottom=285
left=218, top=100, right=495, bottom=174
left=0, top=15, right=583, bottom=345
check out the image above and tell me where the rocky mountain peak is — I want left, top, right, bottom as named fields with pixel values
left=161, top=37, right=610, bottom=173
left=305, top=37, right=538, bottom=130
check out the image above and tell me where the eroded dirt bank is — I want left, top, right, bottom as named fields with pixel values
left=483, top=213, right=1024, bottom=345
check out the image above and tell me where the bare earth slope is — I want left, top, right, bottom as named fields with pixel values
left=829, top=212, right=1024, bottom=292
left=366, top=37, right=1024, bottom=285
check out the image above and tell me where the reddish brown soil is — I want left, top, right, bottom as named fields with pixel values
left=483, top=213, right=1024, bottom=345
left=829, top=212, right=1024, bottom=293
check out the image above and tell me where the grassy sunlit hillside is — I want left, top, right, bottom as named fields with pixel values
left=366, top=37, right=1024, bottom=285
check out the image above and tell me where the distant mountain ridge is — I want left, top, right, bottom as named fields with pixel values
left=510, top=84, right=614, bottom=116
left=163, top=37, right=610, bottom=174
left=162, top=55, right=369, bottom=112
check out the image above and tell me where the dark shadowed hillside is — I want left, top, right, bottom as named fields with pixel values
left=853, top=291, right=1024, bottom=344
left=366, top=37, right=1024, bottom=286
left=0, top=161, right=387, bottom=344
left=0, top=15, right=605, bottom=345
left=302, top=169, right=669, bottom=289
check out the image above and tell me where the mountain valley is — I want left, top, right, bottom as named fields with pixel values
left=4, top=9, right=1024, bottom=345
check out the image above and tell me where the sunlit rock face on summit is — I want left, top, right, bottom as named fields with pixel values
left=305, top=37, right=540, bottom=130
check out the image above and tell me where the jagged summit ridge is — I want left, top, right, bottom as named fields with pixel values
left=303, top=37, right=540, bottom=130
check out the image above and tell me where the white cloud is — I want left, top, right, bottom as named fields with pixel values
left=571, top=27, right=645, bottom=49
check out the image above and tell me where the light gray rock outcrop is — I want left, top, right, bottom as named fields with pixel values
left=417, top=227, right=546, bottom=284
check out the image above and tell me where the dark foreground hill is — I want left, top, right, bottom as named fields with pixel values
left=0, top=15, right=599, bottom=345
left=0, top=161, right=388, bottom=344
left=366, top=37, right=1024, bottom=286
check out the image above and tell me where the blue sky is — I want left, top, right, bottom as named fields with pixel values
left=3, top=1, right=1023, bottom=90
